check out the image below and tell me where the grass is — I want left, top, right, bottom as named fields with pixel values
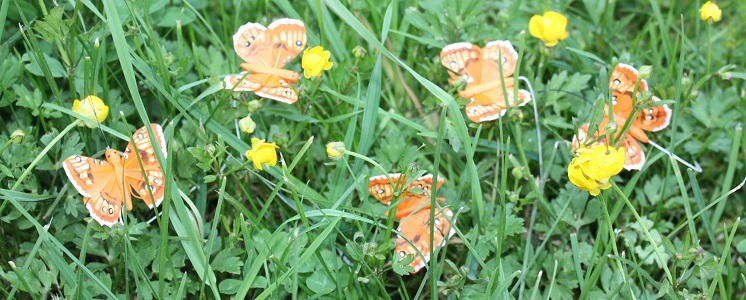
left=1, top=0, right=745, bottom=299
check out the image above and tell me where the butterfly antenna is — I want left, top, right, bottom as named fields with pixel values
left=647, top=140, right=703, bottom=173
left=519, top=76, right=543, bottom=189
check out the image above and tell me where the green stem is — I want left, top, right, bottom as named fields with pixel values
left=610, top=181, right=674, bottom=286
left=706, top=24, right=712, bottom=75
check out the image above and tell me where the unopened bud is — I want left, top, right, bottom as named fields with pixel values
left=352, top=46, right=367, bottom=59
left=638, top=65, right=653, bottom=80
left=10, top=130, right=25, bottom=144
left=247, top=100, right=262, bottom=113
left=239, top=115, right=256, bottom=134
left=605, top=122, right=618, bottom=134
left=326, top=141, right=346, bottom=160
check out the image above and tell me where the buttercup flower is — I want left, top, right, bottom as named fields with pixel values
left=700, top=1, right=722, bottom=23
left=326, top=141, right=346, bottom=160
left=239, top=115, right=256, bottom=134
left=302, top=46, right=333, bottom=78
left=528, top=11, right=569, bottom=47
left=567, top=146, right=625, bottom=196
left=72, top=95, right=109, bottom=128
left=245, top=138, right=280, bottom=171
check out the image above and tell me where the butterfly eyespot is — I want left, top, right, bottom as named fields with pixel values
left=108, top=207, right=114, bottom=215
left=149, top=185, right=155, bottom=191
left=154, top=178, right=161, bottom=184
left=295, top=40, right=303, bottom=47
left=377, top=189, right=384, bottom=195
left=123, top=154, right=129, bottom=159
left=244, top=42, right=251, bottom=47
left=286, top=55, right=292, bottom=60
left=449, top=61, right=457, bottom=68
left=434, top=217, right=441, bottom=225
left=137, top=133, right=144, bottom=139
left=501, top=57, right=507, bottom=63
left=646, top=115, right=654, bottom=120
left=613, top=79, right=621, bottom=85
left=75, top=156, right=82, bottom=162
left=250, top=36, right=256, bottom=41
left=399, top=251, right=406, bottom=258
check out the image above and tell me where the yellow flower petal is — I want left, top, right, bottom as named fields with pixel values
left=528, top=11, right=569, bottom=47
left=245, top=138, right=280, bottom=171
left=699, top=1, right=722, bottom=23
left=72, top=95, right=109, bottom=128
left=302, top=46, right=334, bottom=78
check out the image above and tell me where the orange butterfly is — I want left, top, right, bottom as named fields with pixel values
left=572, top=64, right=672, bottom=170
left=223, top=18, right=307, bottom=104
left=440, top=40, right=531, bottom=123
left=368, top=173, right=455, bottom=273
left=63, top=124, right=167, bottom=227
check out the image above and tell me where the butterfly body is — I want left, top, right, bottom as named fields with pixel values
left=440, top=40, right=531, bottom=123
left=225, top=18, right=307, bottom=104
left=572, top=64, right=672, bottom=170
left=368, top=173, right=455, bottom=273
left=63, top=124, right=167, bottom=227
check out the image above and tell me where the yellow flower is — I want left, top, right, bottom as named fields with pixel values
left=72, top=95, right=109, bottom=128
left=302, top=46, right=333, bottom=78
left=239, top=115, right=256, bottom=134
left=326, top=142, right=346, bottom=160
left=245, top=138, right=280, bottom=170
left=567, top=146, right=625, bottom=196
left=528, top=11, right=569, bottom=47
left=700, top=1, right=722, bottom=23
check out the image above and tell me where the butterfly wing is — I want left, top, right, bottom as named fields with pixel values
left=463, top=89, right=531, bottom=123
left=481, top=40, right=518, bottom=80
left=233, top=22, right=273, bottom=67
left=635, top=96, right=672, bottom=132
left=621, top=134, right=646, bottom=170
left=395, top=207, right=456, bottom=274
left=440, top=43, right=483, bottom=84
left=124, top=124, right=168, bottom=209
left=610, top=64, right=649, bottom=95
left=266, top=19, right=306, bottom=69
left=63, top=155, right=123, bottom=227
left=368, top=173, right=404, bottom=205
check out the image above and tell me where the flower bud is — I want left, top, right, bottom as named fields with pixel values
left=326, top=141, right=346, bottom=160
left=638, top=65, right=653, bottom=80
left=507, top=190, right=520, bottom=203
left=509, top=109, right=524, bottom=122
left=511, top=166, right=525, bottom=180
left=639, top=90, right=653, bottom=102
left=605, top=122, right=618, bottom=134
left=239, top=115, right=256, bottom=134
left=700, top=1, right=722, bottom=24
left=352, top=46, right=367, bottom=60
left=247, top=100, right=262, bottom=113
left=681, top=74, right=692, bottom=89
left=10, top=130, right=25, bottom=144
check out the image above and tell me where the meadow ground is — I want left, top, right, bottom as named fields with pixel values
left=0, top=0, right=745, bottom=299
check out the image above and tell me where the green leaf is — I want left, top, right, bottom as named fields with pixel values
left=211, top=248, right=243, bottom=274
left=21, top=53, right=66, bottom=78
left=306, top=269, right=335, bottom=294
left=32, top=6, right=73, bottom=43
left=13, top=84, right=42, bottom=115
